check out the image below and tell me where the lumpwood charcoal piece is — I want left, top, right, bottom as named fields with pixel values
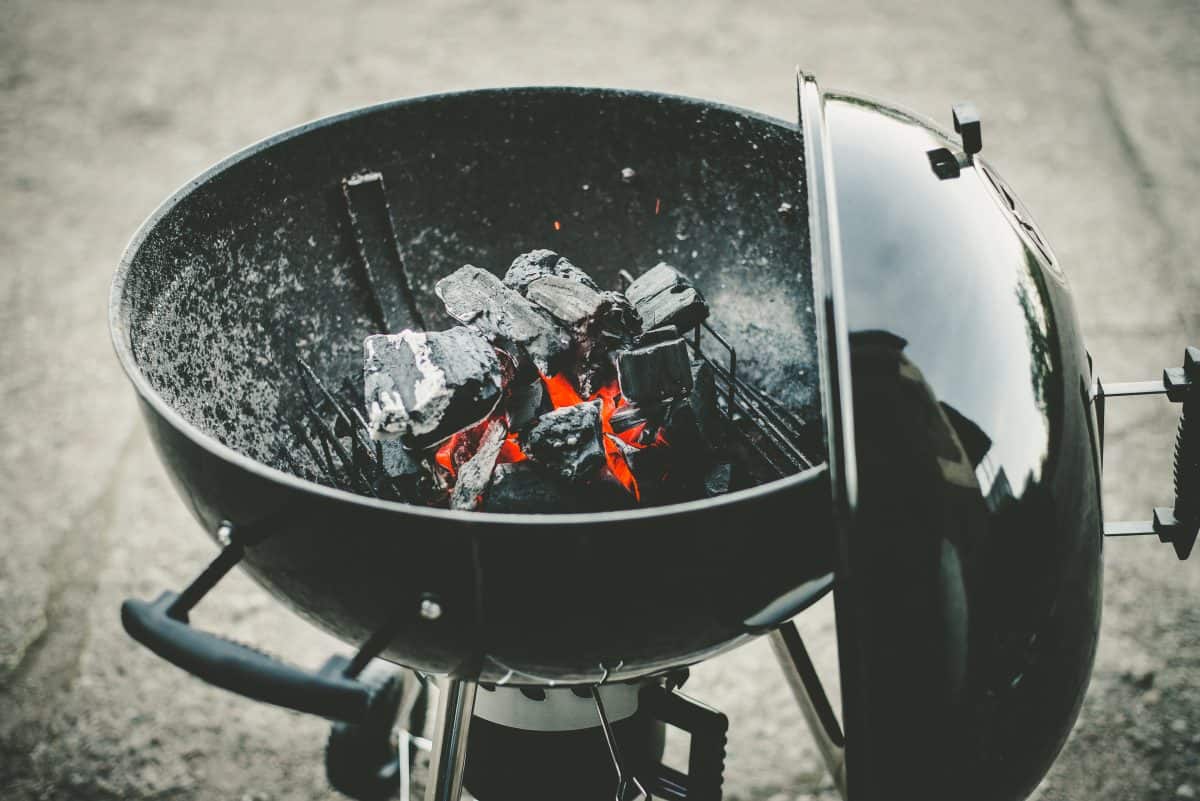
left=505, top=377, right=546, bottom=431
left=597, top=290, right=642, bottom=347
left=450, top=418, right=508, bottom=511
left=521, top=400, right=605, bottom=481
left=576, top=292, right=644, bottom=395
left=576, top=358, right=617, bottom=398
left=503, top=249, right=600, bottom=295
left=702, top=462, right=733, bottom=497
left=379, top=439, right=423, bottom=479
left=527, top=276, right=606, bottom=332
left=624, top=262, right=709, bottom=331
left=609, top=401, right=668, bottom=437
left=482, top=462, right=582, bottom=513
left=436, top=265, right=572, bottom=374
left=364, top=326, right=502, bottom=448
left=662, top=359, right=725, bottom=454
left=616, top=329, right=693, bottom=403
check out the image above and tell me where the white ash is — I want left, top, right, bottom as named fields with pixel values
left=363, top=326, right=502, bottom=448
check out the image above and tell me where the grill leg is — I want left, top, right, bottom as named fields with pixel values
left=424, top=677, right=477, bottom=801
left=770, top=622, right=847, bottom=799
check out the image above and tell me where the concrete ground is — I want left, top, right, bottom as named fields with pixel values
left=1, top=0, right=1197, bottom=798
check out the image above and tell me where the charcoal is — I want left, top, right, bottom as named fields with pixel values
left=503, top=249, right=600, bottom=296
left=596, top=291, right=642, bottom=347
left=379, top=439, right=423, bottom=479
left=527, top=276, right=606, bottom=331
left=449, top=418, right=507, bottom=511
left=624, top=262, right=709, bottom=331
left=625, top=445, right=682, bottom=505
left=609, top=401, right=669, bottom=438
left=587, top=466, right=640, bottom=512
left=505, top=378, right=546, bottom=431
left=521, top=400, right=605, bottom=482
left=482, top=462, right=582, bottom=513
left=364, top=326, right=502, bottom=448
left=616, top=329, right=693, bottom=404
left=436, top=265, right=572, bottom=374
left=662, top=359, right=725, bottom=454
left=702, top=463, right=733, bottom=497
left=576, top=358, right=617, bottom=398
left=574, top=291, right=643, bottom=395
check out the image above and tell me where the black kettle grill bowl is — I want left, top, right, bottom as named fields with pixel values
left=111, top=87, right=835, bottom=684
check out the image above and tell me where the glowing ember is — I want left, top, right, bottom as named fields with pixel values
left=553, top=220, right=562, bottom=231
left=654, top=197, right=661, bottom=215
left=438, top=421, right=527, bottom=477
left=498, top=433, right=527, bottom=464
left=536, top=372, right=659, bottom=499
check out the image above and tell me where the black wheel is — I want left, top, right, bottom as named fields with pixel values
left=326, top=665, right=426, bottom=801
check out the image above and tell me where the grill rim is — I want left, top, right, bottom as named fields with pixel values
left=109, top=84, right=829, bottom=526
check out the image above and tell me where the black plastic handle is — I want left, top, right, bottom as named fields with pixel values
left=122, top=590, right=377, bottom=723
left=641, top=685, right=728, bottom=801
left=1174, top=384, right=1198, bottom=523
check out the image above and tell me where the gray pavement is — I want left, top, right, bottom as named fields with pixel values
left=1, top=1, right=1197, bottom=799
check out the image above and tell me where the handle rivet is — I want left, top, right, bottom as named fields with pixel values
left=419, top=595, right=443, bottom=621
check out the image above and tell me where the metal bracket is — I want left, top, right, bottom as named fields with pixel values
left=1101, top=346, right=1200, bottom=559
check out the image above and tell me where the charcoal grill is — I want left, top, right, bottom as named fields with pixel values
left=111, top=74, right=1198, bottom=801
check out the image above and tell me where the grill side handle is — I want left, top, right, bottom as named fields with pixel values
left=120, top=529, right=382, bottom=724
left=1099, top=346, right=1200, bottom=559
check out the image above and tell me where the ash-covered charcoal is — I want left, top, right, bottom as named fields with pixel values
left=616, top=328, right=693, bottom=404
left=625, top=262, right=709, bottom=331
left=527, top=276, right=607, bottom=332
left=521, top=400, right=605, bottom=482
left=379, top=439, right=423, bottom=479
left=702, top=462, right=733, bottom=498
left=449, top=418, right=508, bottom=511
left=482, top=462, right=582, bottom=513
left=503, top=249, right=600, bottom=296
left=436, top=265, right=572, bottom=374
left=662, top=359, right=725, bottom=454
left=364, top=326, right=502, bottom=448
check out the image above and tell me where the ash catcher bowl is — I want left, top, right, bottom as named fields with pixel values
left=111, top=76, right=1199, bottom=801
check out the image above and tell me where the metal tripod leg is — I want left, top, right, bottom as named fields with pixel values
left=770, top=621, right=847, bottom=800
left=424, top=677, right=477, bottom=801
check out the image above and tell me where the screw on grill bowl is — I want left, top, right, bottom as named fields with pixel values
left=419, top=595, right=443, bottom=621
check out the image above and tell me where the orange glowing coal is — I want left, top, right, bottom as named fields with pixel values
left=435, top=371, right=660, bottom=501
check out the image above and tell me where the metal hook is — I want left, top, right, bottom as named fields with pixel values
left=590, top=685, right=649, bottom=801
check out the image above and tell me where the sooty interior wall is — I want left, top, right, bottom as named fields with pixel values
left=123, top=88, right=818, bottom=488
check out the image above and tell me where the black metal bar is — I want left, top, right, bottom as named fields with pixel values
left=304, top=406, right=380, bottom=498
left=1104, top=521, right=1156, bottom=537
left=1102, top=380, right=1167, bottom=398
left=289, top=418, right=339, bottom=484
left=775, top=621, right=844, bottom=747
left=298, top=359, right=381, bottom=467
left=342, top=172, right=425, bottom=333
left=168, top=531, right=244, bottom=621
